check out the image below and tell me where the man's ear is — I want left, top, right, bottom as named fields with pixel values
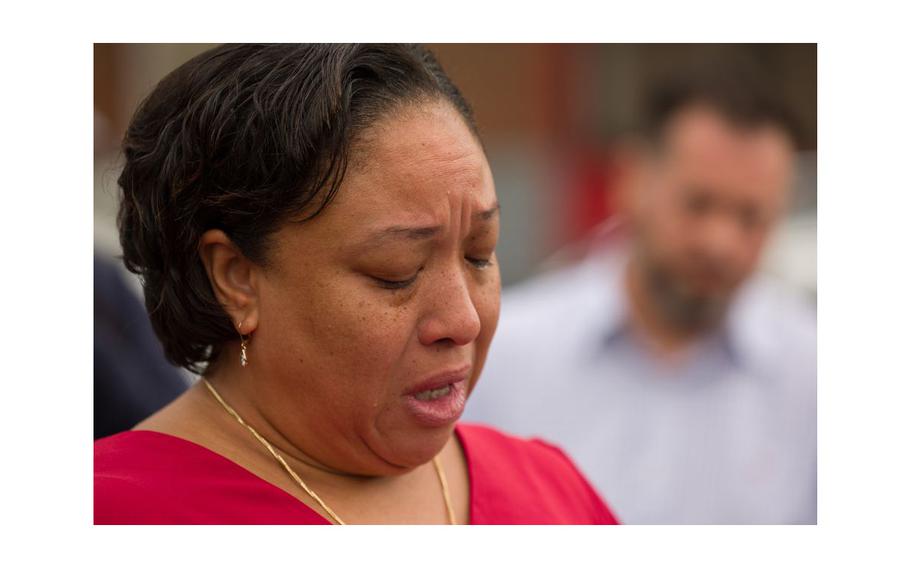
left=610, top=140, right=651, bottom=222
left=198, top=229, right=260, bottom=333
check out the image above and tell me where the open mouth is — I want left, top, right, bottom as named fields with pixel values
left=413, top=384, right=454, bottom=401
left=404, top=378, right=468, bottom=427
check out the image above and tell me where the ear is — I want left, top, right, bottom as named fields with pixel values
left=611, top=140, right=651, bottom=222
left=198, top=229, right=260, bottom=334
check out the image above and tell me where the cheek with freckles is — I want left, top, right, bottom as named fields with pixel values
left=292, top=284, right=419, bottom=396
left=253, top=266, right=416, bottom=430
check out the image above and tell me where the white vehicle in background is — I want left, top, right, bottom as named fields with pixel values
left=763, top=212, right=816, bottom=305
left=763, top=152, right=817, bottom=306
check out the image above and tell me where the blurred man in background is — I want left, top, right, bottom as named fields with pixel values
left=464, top=58, right=816, bottom=524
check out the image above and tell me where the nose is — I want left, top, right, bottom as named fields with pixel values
left=696, top=211, right=743, bottom=265
left=417, top=268, right=482, bottom=347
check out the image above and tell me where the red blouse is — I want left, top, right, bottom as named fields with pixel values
left=94, top=422, right=619, bottom=524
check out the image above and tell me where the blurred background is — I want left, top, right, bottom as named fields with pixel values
left=94, top=43, right=816, bottom=302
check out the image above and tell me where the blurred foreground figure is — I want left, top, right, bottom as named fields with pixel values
left=95, top=253, right=188, bottom=438
left=465, top=59, right=816, bottom=523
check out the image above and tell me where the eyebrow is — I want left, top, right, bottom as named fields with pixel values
left=475, top=202, right=501, bottom=221
left=373, top=225, right=441, bottom=241
left=357, top=202, right=500, bottom=250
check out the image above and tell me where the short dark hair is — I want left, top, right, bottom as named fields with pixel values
left=643, top=53, right=801, bottom=147
left=118, top=44, right=478, bottom=373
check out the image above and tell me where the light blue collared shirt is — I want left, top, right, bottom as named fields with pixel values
left=464, top=246, right=817, bottom=524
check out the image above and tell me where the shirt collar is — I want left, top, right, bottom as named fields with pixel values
left=587, top=244, right=755, bottom=370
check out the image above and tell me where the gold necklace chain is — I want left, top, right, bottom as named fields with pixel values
left=202, top=378, right=457, bottom=525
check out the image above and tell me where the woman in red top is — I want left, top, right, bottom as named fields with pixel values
left=96, top=43, right=618, bottom=525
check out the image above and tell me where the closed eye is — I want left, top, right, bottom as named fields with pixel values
left=373, top=272, right=420, bottom=290
left=372, top=258, right=492, bottom=290
left=466, top=256, right=493, bottom=269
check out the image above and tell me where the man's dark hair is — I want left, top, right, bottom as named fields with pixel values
left=118, top=43, right=478, bottom=373
left=642, top=53, right=801, bottom=147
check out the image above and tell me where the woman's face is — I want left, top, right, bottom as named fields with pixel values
left=249, top=101, right=500, bottom=476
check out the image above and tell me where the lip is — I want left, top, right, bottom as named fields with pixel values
left=402, top=365, right=471, bottom=427
left=404, top=365, right=471, bottom=396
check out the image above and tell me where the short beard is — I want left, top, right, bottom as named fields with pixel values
left=638, top=255, right=729, bottom=334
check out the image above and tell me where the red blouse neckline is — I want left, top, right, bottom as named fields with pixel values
left=124, top=424, right=476, bottom=525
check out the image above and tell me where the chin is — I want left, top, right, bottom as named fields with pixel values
left=368, top=422, right=456, bottom=475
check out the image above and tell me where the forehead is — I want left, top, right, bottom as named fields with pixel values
left=660, top=105, right=795, bottom=200
left=335, top=102, right=495, bottom=219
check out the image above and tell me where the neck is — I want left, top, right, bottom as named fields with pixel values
left=198, top=360, right=386, bottom=489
